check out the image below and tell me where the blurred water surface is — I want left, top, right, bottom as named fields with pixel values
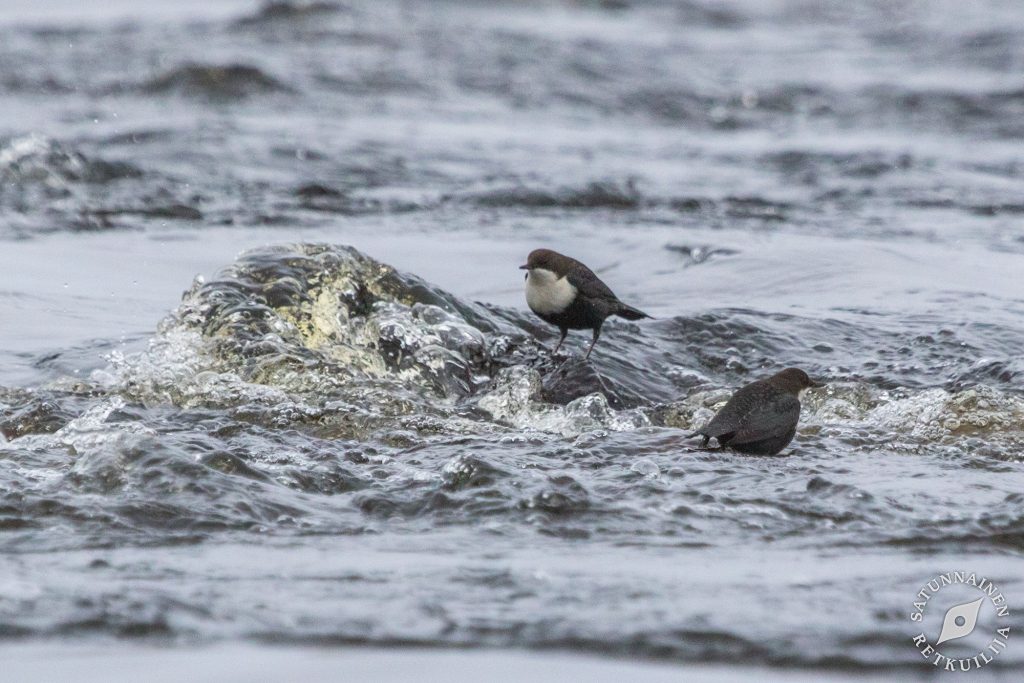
left=1, top=1, right=1023, bottom=678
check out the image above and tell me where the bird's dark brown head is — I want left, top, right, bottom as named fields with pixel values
left=768, top=367, right=823, bottom=394
left=519, top=248, right=574, bottom=276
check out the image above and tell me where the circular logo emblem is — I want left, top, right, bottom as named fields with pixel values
left=910, top=571, right=1011, bottom=671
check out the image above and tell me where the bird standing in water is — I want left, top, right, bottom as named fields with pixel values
left=690, top=368, right=822, bottom=456
left=520, top=248, right=650, bottom=359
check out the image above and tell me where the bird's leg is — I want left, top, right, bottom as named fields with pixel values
left=584, top=325, right=601, bottom=360
left=552, top=328, right=568, bottom=355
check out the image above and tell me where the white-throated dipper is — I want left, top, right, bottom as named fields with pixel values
left=691, top=368, right=822, bottom=456
left=520, top=248, right=650, bottom=359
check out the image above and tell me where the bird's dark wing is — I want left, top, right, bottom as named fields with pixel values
left=699, top=383, right=762, bottom=439
left=565, top=263, right=618, bottom=302
left=727, top=392, right=801, bottom=445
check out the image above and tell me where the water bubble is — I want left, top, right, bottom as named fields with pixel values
left=630, top=458, right=661, bottom=479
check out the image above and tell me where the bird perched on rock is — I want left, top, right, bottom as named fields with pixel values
left=520, top=248, right=650, bottom=359
left=690, top=368, right=822, bottom=456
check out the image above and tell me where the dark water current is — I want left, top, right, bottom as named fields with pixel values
left=1, top=0, right=1023, bottom=677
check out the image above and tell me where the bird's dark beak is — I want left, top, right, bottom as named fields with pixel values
left=519, top=264, right=529, bottom=270
left=809, top=379, right=825, bottom=388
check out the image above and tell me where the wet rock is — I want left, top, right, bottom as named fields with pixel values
left=0, top=393, right=72, bottom=439
left=94, top=245, right=660, bottom=438
left=92, top=204, right=203, bottom=221
left=0, top=134, right=140, bottom=187
left=140, top=63, right=292, bottom=100
left=234, top=1, right=344, bottom=27
left=456, top=179, right=641, bottom=209
left=723, top=195, right=790, bottom=222
left=294, top=183, right=343, bottom=199
left=669, top=197, right=715, bottom=212
left=541, top=359, right=631, bottom=409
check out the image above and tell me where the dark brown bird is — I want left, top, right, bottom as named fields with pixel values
left=520, top=248, right=650, bottom=359
left=691, top=368, right=822, bottom=455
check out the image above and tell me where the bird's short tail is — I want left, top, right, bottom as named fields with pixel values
left=615, top=302, right=651, bottom=321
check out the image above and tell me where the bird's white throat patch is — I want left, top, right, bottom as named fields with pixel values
left=525, top=267, right=577, bottom=315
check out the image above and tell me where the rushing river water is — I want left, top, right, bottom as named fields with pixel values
left=1, top=1, right=1023, bottom=679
